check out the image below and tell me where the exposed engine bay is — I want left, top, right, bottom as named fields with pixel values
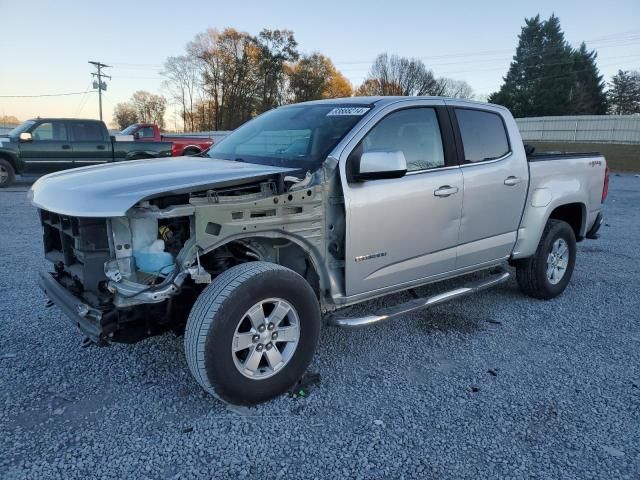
left=39, top=168, right=345, bottom=344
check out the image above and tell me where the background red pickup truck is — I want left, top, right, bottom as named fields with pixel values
left=121, top=123, right=214, bottom=157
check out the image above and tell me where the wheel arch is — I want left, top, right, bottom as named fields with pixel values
left=547, top=202, right=586, bottom=240
left=197, top=233, right=328, bottom=300
left=0, top=151, right=18, bottom=172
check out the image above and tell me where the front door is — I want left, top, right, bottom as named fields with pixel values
left=20, top=120, right=73, bottom=173
left=340, top=103, right=463, bottom=297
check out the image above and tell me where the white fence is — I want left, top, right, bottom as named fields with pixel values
left=171, top=131, right=232, bottom=143
left=516, top=115, right=640, bottom=144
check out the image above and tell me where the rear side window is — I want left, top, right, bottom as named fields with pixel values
left=70, top=122, right=105, bottom=142
left=455, top=109, right=510, bottom=162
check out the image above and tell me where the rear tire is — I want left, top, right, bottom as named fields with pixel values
left=184, top=262, right=321, bottom=405
left=516, top=219, right=576, bottom=299
left=0, top=159, right=16, bottom=188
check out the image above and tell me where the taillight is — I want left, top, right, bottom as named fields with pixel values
left=602, top=166, right=609, bottom=203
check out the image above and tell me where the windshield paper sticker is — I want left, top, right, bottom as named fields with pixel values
left=327, top=107, right=370, bottom=116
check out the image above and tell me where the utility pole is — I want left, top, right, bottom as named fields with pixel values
left=88, top=61, right=111, bottom=121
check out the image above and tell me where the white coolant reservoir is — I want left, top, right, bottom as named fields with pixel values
left=130, top=218, right=176, bottom=275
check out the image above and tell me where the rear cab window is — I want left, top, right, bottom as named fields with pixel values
left=455, top=108, right=510, bottom=163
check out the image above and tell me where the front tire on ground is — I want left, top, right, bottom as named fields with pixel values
left=184, top=261, right=321, bottom=405
left=515, top=219, right=576, bottom=300
left=0, top=159, right=16, bottom=188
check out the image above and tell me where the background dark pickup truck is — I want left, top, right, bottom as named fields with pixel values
left=0, top=118, right=173, bottom=187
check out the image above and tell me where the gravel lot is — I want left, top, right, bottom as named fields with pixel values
left=1, top=174, right=639, bottom=480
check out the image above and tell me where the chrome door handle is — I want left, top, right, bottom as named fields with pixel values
left=504, top=176, right=522, bottom=186
left=434, top=186, right=459, bottom=197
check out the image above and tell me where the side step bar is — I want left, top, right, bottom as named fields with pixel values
left=328, top=270, right=510, bottom=329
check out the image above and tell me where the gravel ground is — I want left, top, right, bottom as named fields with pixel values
left=1, top=174, right=639, bottom=480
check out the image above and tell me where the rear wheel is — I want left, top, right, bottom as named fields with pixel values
left=184, top=262, right=321, bottom=405
left=516, top=219, right=576, bottom=299
left=0, top=159, right=16, bottom=188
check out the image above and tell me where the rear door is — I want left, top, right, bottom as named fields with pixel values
left=340, top=100, right=464, bottom=297
left=450, top=105, right=529, bottom=268
left=20, top=120, right=72, bottom=173
left=68, top=121, right=112, bottom=167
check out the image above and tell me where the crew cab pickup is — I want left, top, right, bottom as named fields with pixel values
left=30, top=97, right=608, bottom=405
left=121, top=123, right=214, bottom=157
left=0, top=118, right=173, bottom=187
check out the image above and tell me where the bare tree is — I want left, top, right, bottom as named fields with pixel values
left=358, top=53, right=441, bottom=96
left=162, top=55, right=199, bottom=132
left=436, top=78, right=475, bottom=99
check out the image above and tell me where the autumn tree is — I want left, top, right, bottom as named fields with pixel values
left=112, top=102, right=138, bottom=130
left=130, top=91, right=167, bottom=127
left=256, top=29, right=299, bottom=112
left=287, top=53, right=352, bottom=102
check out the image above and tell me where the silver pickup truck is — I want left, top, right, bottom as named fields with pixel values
left=30, top=97, right=608, bottom=405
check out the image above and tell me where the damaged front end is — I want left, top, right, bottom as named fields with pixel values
left=37, top=206, right=201, bottom=345
left=35, top=166, right=335, bottom=346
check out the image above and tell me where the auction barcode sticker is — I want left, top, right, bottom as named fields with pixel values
left=327, top=107, right=370, bottom=116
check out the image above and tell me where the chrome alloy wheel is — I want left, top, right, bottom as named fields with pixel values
left=232, top=298, right=300, bottom=380
left=546, top=238, right=569, bottom=285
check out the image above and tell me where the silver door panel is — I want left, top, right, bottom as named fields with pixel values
left=456, top=231, right=517, bottom=266
left=343, top=164, right=463, bottom=296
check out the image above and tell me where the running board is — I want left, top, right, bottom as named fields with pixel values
left=328, top=270, right=510, bottom=329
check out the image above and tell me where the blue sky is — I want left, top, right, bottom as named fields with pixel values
left=1, top=0, right=639, bottom=127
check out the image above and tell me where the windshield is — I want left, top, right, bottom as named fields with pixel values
left=120, top=124, right=139, bottom=135
left=207, top=104, right=372, bottom=170
left=8, top=120, right=36, bottom=137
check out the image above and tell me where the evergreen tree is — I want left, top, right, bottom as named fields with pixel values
left=488, top=15, right=544, bottom=117
left=570, top=43, right=607, bottom=114
left=535, top=14, right=575, bottom=116
left=607, top=70, right=640, bottom=115
left=490, top=14, right=607, bottom=116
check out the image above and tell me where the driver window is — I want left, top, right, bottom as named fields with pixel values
left=31, top=122, right=68, bottom=141
left=362, top=108, right=445, bottom=171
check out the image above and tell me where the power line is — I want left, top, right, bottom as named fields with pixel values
left=0, top=90, right=95, bottom=98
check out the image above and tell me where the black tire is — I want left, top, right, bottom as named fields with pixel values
left=184, top=262, right=321, bottom=405
left=182, top=148, right=201, bottom=156
left=516, top=219, right=576, bottom=300
left=0, top=158, right=16, bottom=188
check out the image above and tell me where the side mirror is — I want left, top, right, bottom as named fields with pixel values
left=133, top=132, right=140, bottom=139
left=19, top=132, right=33, bottom=143
left=350, top=150, right=407, bottom=182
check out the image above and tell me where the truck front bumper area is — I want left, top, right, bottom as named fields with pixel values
left=39, top=271, right=116, bottom=345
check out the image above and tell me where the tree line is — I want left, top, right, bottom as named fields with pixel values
left=112, top=19, right=640, bottom=131
left=114, top=27, right=475, bottom=131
